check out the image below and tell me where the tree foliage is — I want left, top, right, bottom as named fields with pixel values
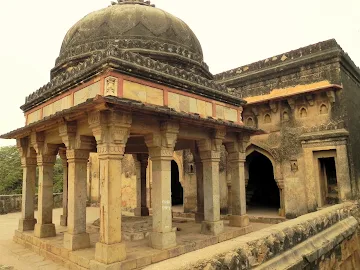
left=0, top=145, right=64, bottom=195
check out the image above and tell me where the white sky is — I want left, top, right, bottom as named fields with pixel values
left=0, top=0, right=359, bottom=147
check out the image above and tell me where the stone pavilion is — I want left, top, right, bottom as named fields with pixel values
left=0, top=0, right=258, bottom=269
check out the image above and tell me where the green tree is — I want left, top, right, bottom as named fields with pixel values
left=0, top=146, right=22, bottom=194
left=0, top=145, right=64, bottom=195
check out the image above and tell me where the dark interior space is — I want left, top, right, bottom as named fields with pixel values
left=319, top=157, right=338, bottom=204
left=246, top=151, right=280, bottom=209
left=171, top=160, right=183, bottom=205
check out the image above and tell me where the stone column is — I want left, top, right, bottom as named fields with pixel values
left=59, top=123, right=94, bottom=250
left=225, top=138, right=249, bottom=227
left=59, top=148, right=68, bottom=226
left=145, top=122, right=179, bottom=250
left=17, top=138, right=37, bottom=231
left=197, top=129, right=226, bottom=235
left=64, top=149, right=91, bottom=250
left=335, top=144, right=352, bottom=201
left=30, top=132, right=58, bottom=238
left=134, top=154, right=149, bottom=216
left=277, top=180, right=285, bottom=217
left=89, top=111, right=131, bottom=266
left=194, top=153, right=204, bottom=223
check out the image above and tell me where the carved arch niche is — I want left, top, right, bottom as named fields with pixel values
left=299, top=107, right=308, bottom=118
left=319, top=103, right=329, bottom=115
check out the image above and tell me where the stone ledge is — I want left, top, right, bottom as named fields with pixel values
left=143, top=202, right=359, bottom=270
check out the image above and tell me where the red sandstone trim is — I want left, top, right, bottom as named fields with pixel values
left=100, top=77, right=105, bottom=96
left=163, top=89, right=169, bottom=106
left=118, top=77, right=124, bottom=98
left=212, top=102, right=217, bottom=118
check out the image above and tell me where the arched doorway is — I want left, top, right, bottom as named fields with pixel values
left=171, top=160, right=183, bottom=205
left=246, top=151, right=280, bottom=213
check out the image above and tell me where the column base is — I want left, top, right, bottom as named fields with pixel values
left=34, top=223, right=56, bottom=238
left=64, top=232, right=90, bottom=251
left=149, top=231, right=177, bottom=250
left=18, top=218, right=37, bottom=232
left=134, top=207, right=149, bottom=217
left=95, top=242, right=126, bottom=265
left=60, top=215, right=67, bottom=226
left=195, top=212, right=204, bottom=223
left=201, top=220, right=224, bottom=235
left=229, top=214, right=249, bottom=227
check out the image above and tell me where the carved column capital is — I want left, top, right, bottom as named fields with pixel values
left=89, top=111, right=132, bottom=147
left=66, top=149, right=90, bottom=162
left=147, top=121, right=179, bottom=148
left=30, top=132, right=58, bottom=158
left=97, top=143, right=126, bottom=159
left=224, top=134, right=249, bottom=155
left=37, top=155, right=56, bottom=166
left=17, top=137, right=37, bottom=167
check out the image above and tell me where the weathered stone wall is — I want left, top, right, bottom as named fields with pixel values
left=217, top=49, right=357, bottom=218
left=146, top=202, right=360, bottom=270
left=0, top=193, right=63, bottom=215
left=341, top=67, right=360, bottom=199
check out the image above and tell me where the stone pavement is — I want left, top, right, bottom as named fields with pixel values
left=0, top=208, right=273, bottom=270
left=0, top=208, right=99, bottom=270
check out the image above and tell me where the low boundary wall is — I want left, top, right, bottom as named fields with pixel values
left=0, top=193, right=63, bottom=214
left=146, top=202, right=360, bottom=270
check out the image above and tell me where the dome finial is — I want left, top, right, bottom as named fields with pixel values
left=111, top=0, right=155, bottom=7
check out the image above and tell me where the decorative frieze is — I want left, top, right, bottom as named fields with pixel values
left=104, top=76, right=118, bottom=96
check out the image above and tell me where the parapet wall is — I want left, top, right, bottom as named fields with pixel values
left=146, top=202, right=360, bottom=270
left=0, top=193, right=63, bottom=215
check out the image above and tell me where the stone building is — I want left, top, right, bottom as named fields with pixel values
left=1, top=0, right=360, bottom=269
left=0, top=1, right=257, bottom=268
left=88, top=40, right=360, bottom=220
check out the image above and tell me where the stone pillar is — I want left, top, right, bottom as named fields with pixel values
left=89, top=111, right=131, bottom=266
left=17, top=138, right=37, bottom=231
left=194, top=153, right=204, bottom=223
left=134, top=154, right=149, bottom=216
left=59, top=148, right=68, bottom=227
left=225, top=137, right=249, bottom=228
left=197, top=129, right=226, bottom=235
left=64, top=149, right=91, bottom=250
left=59, top=122, right=95, bottom=250
left=335, top=144, right=352, bottom=201
left=277, top=180, right=285, bottom=217
left=31, top=132, right=58, bottom=238
left=145, top=122, right=179, bottom=250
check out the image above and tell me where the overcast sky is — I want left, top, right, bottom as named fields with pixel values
left=0, top=0, right=359, bottom=147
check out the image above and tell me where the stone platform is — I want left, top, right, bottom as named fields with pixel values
left=13, top=218, right=252, bottom=270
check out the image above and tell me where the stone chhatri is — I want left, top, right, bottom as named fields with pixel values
left=112, top=0, right=156, bottom=7
left=53, top=0, right=210, bottom=79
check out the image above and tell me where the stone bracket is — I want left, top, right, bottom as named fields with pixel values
left=305, top=94, right=314, bottom=106
left=269, top=101, right=278, bottom=113
left=326, top=90, right=336, bottom=103
left=287, top=98, right=296, bottom=110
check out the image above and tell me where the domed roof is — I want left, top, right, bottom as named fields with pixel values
left=53, top=0, right=211, bottom=78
